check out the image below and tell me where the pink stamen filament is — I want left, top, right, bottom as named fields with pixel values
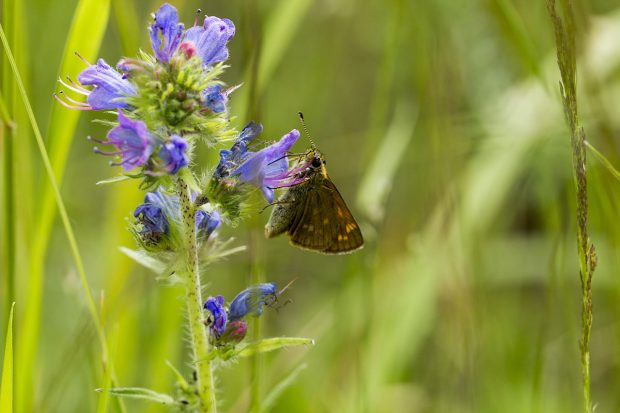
left=74, top=51, right=91, bottom=66
left=53, top=94, right=91, bottom=111
left=59, top=91, right=88, bottom=106
left=93, top=147, right=122, bottom=156
left=194, top=8, right=202, bottom=26
left=59, top=77, right=89, bottom=95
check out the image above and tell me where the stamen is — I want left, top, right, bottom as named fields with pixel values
left=59, top=91, right=89, bottom=106
left=194, top=9, right=202, bottom=26
left=58, top=77, right=89, bottom=95
left=224, top=83, right=243, bottom=97
left=278, top=278, right=297, bottom=296
left=93, top=147, right=122, bottom=156
left=53, top=93, right=92, bottom=110
left=74, top=51, right=91, bottom=66
left=87, top=136, right=107, bottom=144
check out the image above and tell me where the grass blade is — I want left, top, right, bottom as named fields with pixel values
left=0, top=303, right=15, bottom=412
left=0, top=4, right=124, bottom=411
left=234, top=0, right=312, bottom=119
left=586, top=141, right=620, bottom=182
left=356, top=101, right=417, bottom=223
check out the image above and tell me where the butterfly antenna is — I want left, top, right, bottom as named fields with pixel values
left=298, top=112, right=316, bottom=150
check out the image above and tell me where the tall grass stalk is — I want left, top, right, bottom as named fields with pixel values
left=176, top=178, right=217, bottom=412
left=0, top=21, right=125, bottom=410
left=0, top=90, right=15, bottom=328
left=546, top=1, right=596, bottom=411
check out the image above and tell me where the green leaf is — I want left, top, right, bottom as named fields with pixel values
left=0, top=303, right=15, bottom=412
left=119, top=247, right=167, bottom=274
left=237, top=337, right=315, bottom=358
left=165, top=360, right=189, bottom=390
left=97, top=387, right=175, bottom=405
left=96, top=175, right=131, bottom=185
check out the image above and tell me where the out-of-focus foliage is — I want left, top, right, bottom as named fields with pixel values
left=1, top=0, right=620, bottom=412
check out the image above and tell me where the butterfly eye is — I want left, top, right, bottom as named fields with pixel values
left=311, top=158, right=321, bottom=168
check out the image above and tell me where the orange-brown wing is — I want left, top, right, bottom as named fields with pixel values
left=288, top=178, right=363, bottom=254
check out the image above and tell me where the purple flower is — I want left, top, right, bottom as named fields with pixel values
left=157, top=135, right=189, bottom=174
left=204, top=295, right=227, bottom=337
left=181, top=15, right=235, bottom=67
left=134, top=192, right=170, bottom=242
left=228, top=283, right=277, bottom=321
left=202, top=84, right=227, bottom=113
left=219, top=320, right=247, bottom=344
left=55, top=58, right=136, bottom=110
left=215, top=121, right=263, bottom=179
left=149, top=3, right=184, bottom=63
left=92, top=110, right=156, bottom=170
left=233, top=129, right=302, bottom=202
left=196, top=209, right=221, bottom=238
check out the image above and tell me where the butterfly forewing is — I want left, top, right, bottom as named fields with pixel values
left=288, top=176, right=363, bottom=254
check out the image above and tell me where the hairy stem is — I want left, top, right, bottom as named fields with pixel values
left=176, top=177, right=217, bottom=413
left=546, top=1, right=595, bottom=411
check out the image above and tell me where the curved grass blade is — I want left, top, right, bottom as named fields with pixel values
left=585, top=141, right=620, bottom=183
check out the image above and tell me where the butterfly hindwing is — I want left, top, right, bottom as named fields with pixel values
left=288, top=176, right=363, bottom=254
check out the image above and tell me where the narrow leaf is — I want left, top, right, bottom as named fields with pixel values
left=0, top=303, right=15, bottom=412
left=119, top=247, right=167, bottom=274
left=237, top=337, right=314, bottom=358
left=96, top=175, right=131, bottom=185
left=97, top=387, right=175, bottom=405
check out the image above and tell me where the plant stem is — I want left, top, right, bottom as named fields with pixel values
left=176, top=177, right=217, bottom=413
left=546, top=1, right=596, bottom=411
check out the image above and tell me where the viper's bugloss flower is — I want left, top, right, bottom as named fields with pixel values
left=228, top=283, right=277, bottom=321
left=181, top=15, right=235, bottom=67
left=92, top=110, right=156, bottom=170
left=214, top=121, right=263, bottom=179
left=202, top=84, right=227, bottom=113
left=149, top=3, right=184, bottom=63
left=55, top=58, right=137, bottom=110
left=219, top=320, right=247, bottom=344
left=134, top=192, right=170, bottom=245
left=196, top=209, right=221, bottom=238
left=233, top=130, right=302, bottom=202
left=156, top=135, right=189, bottom=174
left=204, top=295, right=227, bottom=337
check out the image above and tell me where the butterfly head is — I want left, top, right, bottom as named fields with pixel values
left=306, top=148, right=328, bottom=178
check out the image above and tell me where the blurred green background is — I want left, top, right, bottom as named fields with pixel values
left=2, top=0, right=620, bottom=412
